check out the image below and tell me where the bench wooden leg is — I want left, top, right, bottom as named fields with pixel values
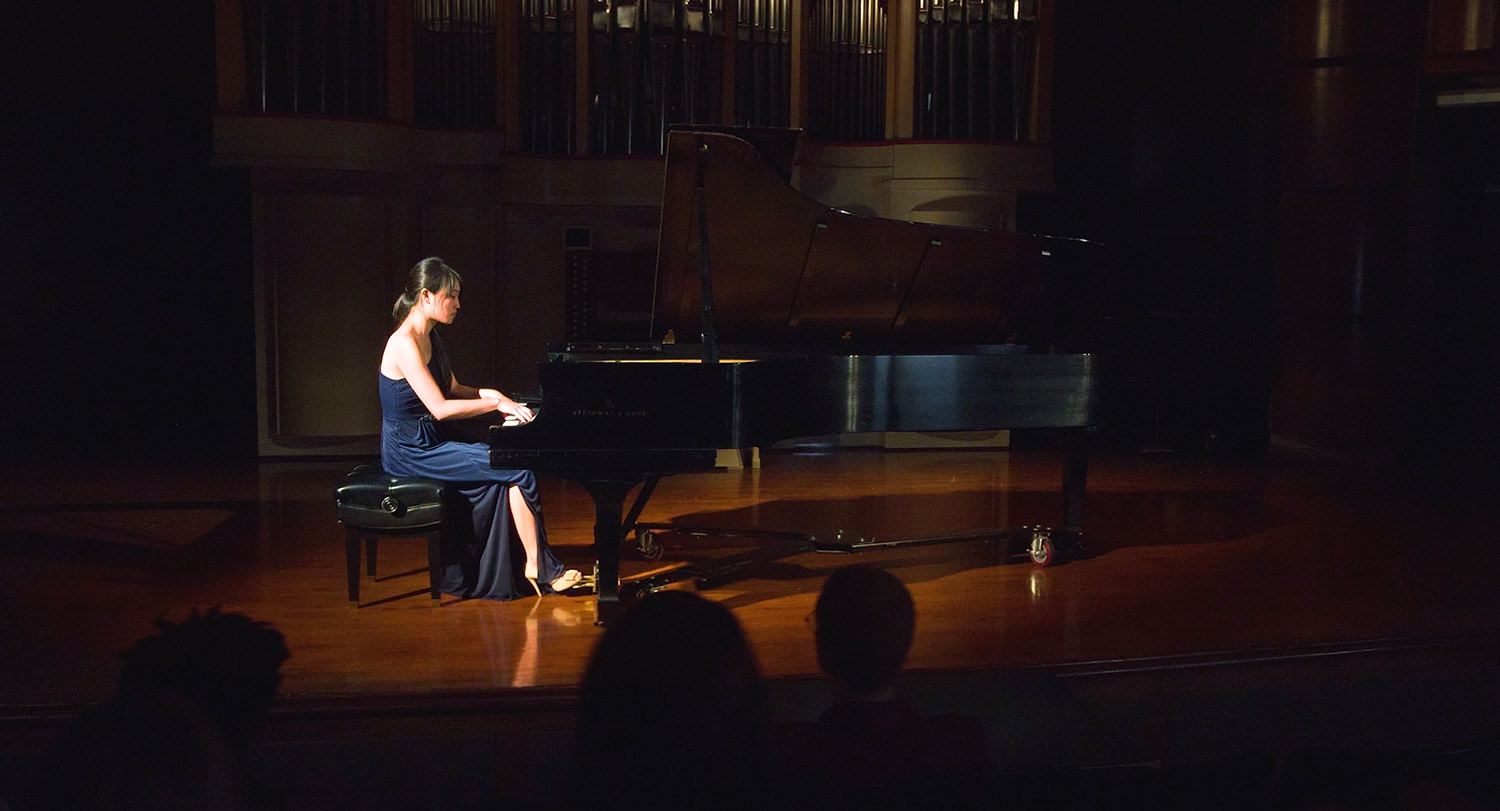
left=426, top=531, right=443, bottom=604
left=341, top=525, right=443, bottom=607
left=345, top=527, right=362, bottom=605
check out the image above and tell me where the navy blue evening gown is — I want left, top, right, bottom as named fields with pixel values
left=380, top=330, right=566, bottom=600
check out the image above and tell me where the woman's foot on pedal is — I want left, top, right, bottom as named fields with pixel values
left=525, top=566, right=583, bottom=595
left=547, top=569, right=584, bottom=593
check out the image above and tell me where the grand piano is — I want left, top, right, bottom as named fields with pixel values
left=483, top=129, right=1111, bottom=621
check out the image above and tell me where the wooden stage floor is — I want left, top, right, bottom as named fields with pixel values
left=2, top=446, right=1499, bottom=805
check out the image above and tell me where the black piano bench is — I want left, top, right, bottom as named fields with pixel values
left=335, top=464, right=445, bottom=606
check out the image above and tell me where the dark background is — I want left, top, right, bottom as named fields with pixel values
left=3, top=3, right=256, bottom=461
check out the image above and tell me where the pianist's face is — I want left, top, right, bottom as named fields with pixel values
left=425, top=284, right=461, bottom=325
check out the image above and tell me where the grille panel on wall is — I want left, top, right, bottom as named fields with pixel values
left=521, top=0, right=576, bottom=152
left=413, top=0, right=497, bottom=128
left=590, top=0, right=727, bottom=155
left=237, top=0, right=1043, bottom=147
left=243, top=0, right=387, bottom=118
left=914, top=0, right=1037, bottom=141
left=808, top=0, right=886, bottom=142
left=735, top=0, right=793, bottom=128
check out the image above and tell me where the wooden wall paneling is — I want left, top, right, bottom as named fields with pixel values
left=264, top=192, right=405, bottom=446
left=499, top=217, right=567, bottom=393
left=795, top=142, right=896, bottom=218
left=1272, top=0, right=1425, bottom=456
left=387, top=0, right=415, bottom=122
left=1281, top=64, right=1419, bottom=190
left=497, top=156, right=662, bottom=387
left=420, top=199, right=502, bottom=390
left=1269, top=318, right=1402, bottom=449
left=795, top=140, right=1055, bottom=231
left=1284, top=0, right=1422, bottom=61
left=893, top=185, right=1009, bottom=230
left=890, top=141, right=1055, bottom=230
left=1427, top=0, right=1498, bottom=54
left=1274, top=191, right=1375, bottom=321
left=253, top=189, right=276, bottom=454
left=1270, top=186, right=1369, bottom=452
left=496, top=211, right=665, bottom=385
left=1271, top=190, right=1405, bottom=450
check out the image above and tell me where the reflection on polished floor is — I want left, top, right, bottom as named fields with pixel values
left=2, top=447, right=1498, bottom=805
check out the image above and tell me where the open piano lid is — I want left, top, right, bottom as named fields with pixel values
left=651, top=128, right=1100, bottom=351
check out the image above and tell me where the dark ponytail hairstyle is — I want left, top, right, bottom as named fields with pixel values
left=393, top=257, right=462, bottom=322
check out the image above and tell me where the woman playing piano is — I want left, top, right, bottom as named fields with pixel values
left=379, top=257, right=583, bottom=599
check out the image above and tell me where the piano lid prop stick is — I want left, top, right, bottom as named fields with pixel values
left=695, top=137, right=719, bottom=364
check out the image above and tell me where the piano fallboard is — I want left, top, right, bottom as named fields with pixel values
left=482, top=346, right=1103, bottom=462
left=487, top=447, right=717, bottom=474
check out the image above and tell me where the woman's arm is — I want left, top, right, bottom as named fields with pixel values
left=453, top=375, right=535, bottom=424
left=449, top=379, right=483, bottom=399
left=384, top=333, right=503, bottom=421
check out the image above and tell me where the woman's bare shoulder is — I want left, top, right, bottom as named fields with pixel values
left=385, top=326, right=415, bottom=350
left=381, top=327, right=424, bottom=378
left=388, top=326, right=433, bottom=355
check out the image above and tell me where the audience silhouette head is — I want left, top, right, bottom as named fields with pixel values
left=572, top=590, right=773, bottom=809
left=116, top=606, right=290, bottom=756
left=813, top=564, right=915, bottom=697
left=27, top=608, right=289, bottom=811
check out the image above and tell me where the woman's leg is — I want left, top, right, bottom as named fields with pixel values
left=511, top=486, right=581, bottom=593
left=511, top=485, right=540, bottom=575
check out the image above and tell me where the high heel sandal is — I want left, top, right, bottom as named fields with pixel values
left=525, top=566, right=585, bottom=596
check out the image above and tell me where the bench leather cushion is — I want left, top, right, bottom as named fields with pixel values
left=335, top=466, right=445, bottom=531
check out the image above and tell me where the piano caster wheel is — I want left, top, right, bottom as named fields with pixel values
left=1028, top=528, right=1057, bottom=567
left=635, top=530, right=665, bottom=561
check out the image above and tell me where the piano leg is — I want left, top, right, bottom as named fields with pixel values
left=577, top=476, right=662, bottom=626
left=1060, top=437, right=1091, bottom=560
left=1063, top=445, right=1088, bottom=535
